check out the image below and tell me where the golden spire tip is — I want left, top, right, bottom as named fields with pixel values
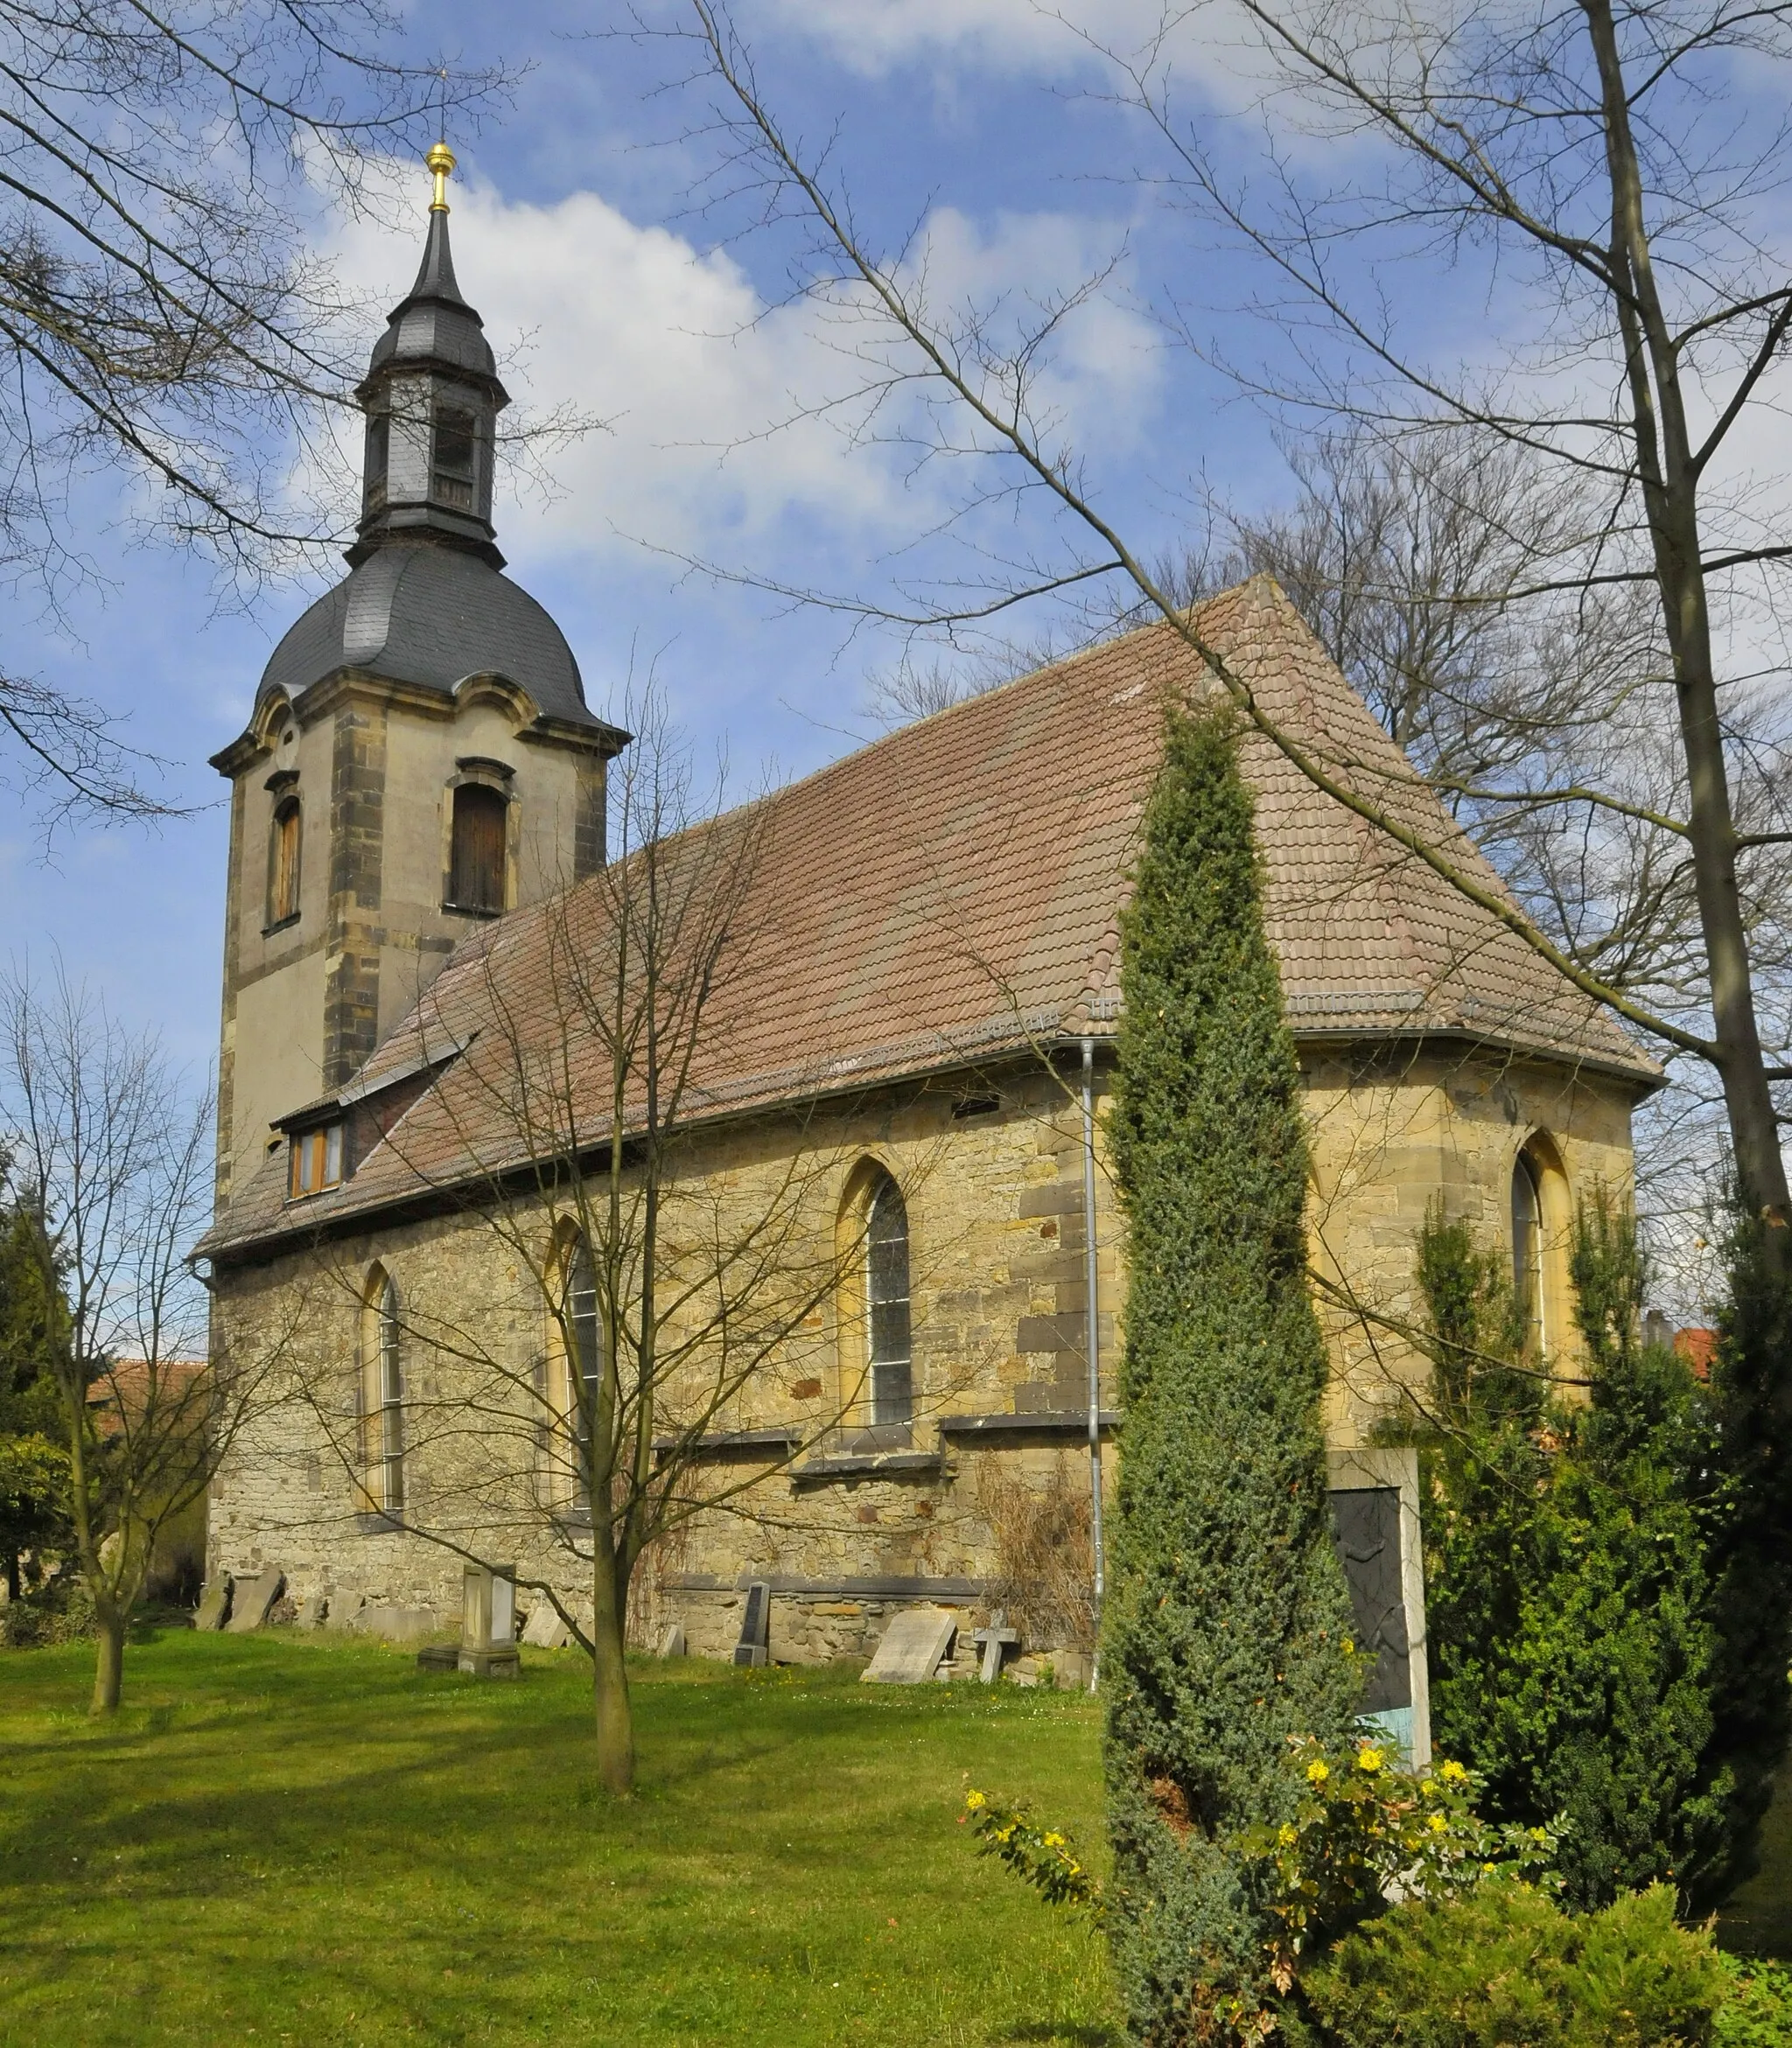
left=426, top=141, right=455, bottom=213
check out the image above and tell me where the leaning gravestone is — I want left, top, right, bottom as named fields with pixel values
left=657, top=1622, right=686, bottom=1659
left=861, top=1606, right=957, bottom=1684
left=193, top=1576, right=232, bottom=1632
left=522, top=1603, right=570, bottom=1650
left=225, top=1567, right=284, bottom=1633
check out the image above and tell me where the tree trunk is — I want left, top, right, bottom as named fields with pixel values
left=590, top=1526, right=635, bottom=1794
left=1580, top=0, right=1792, bottom=1248
left=5, top=1549, right=18, bottom=1604
left=91, top=1605, right=125, bottom=1716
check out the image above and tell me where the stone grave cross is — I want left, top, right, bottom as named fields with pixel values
left=973, top=1610, right=1019, bottom=1684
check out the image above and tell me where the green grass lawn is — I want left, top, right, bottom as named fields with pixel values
left=0, top=1628, right=1119, bottom=2047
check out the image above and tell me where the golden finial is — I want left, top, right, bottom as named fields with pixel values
left=426, top=141, right=456, bottom=213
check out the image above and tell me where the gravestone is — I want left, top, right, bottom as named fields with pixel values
left=657, top=1622, right=686, bottom=1659
left=973, top=1610, right=1019, bottom=1684
left=415, top=1642, right=459, bottom=1673
left=458, top=1562, right=520, bottom=1678
left=732, top=1582, right=771, bottom=1667
left=193, top=1576, right=232, bottom=1632
left=522, top=1603, right=570, bottom=1650
left=861, top=1606, right=957, bottom=1684
left=225, top=1567, right=284, bottom=1633
left=354, top=1603, right=437, bottom=1644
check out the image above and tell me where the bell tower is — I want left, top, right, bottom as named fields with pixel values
left=210, top=146, right=628, bottom=1217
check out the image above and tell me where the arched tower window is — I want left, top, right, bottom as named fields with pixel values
left=866, top=1174, right=913, bottom=1426
left=267, top=795, right=302, bottom=928
left=364, top=411, right=389, bottom=512
left=448, top=782, right=508, bottom=914
left=359, top=1269, right=404, bottom=1514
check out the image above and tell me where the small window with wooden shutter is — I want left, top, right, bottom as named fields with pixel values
left=267, top=796, right=302, bottom=929
left=448, top=783, right=508, bottom=915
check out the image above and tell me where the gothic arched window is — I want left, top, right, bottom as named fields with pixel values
left=1511, top=1151, right=1544, bottom=1353
left=448, top=782, right=508, bottom=914
left=562, top=1234, right=602, bottom=1511
left=866, top=1174, right=913, bottom=1426
left=360, top=1268, right=404, bottom=1513
left=267, top=795, right=302, bottom=928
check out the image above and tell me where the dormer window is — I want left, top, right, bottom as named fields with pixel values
left=289, top=1122, right=343, bottom=1200
left=432, top=404, right=478, bottom=510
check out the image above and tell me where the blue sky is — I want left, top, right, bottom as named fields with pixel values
left=5, top=0, right=1786, bottom=1088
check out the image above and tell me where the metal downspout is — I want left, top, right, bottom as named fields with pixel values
left=1082, top=1036, right=1105, bottom=1690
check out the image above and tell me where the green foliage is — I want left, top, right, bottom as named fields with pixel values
left=1242, top=1738, right=1561, bottom=1989
left=0, top=1188, right=69, bottom=1590
left=962, top=1786, right=1106, bottom=1916
left=1699, top=1204, right=1792, bottom=1906
left=1303, top=1878, right=1724, bottom=2048
left=1411, top=1192, right=1732, bottom=1909
left=1103, top=703, right=1357, bottom=2043
left=1713, top=1954, right=1792, bottom=2047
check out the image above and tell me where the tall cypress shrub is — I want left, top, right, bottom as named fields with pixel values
left=1104, top=705, right=1357, bottom=2044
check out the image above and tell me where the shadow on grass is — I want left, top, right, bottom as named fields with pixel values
left=1002, top=2026, right=1123, bottom=2045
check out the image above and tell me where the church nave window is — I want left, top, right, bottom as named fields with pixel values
left=431, top=403, right=479, bottom=510
left=447, top=782, right=509, bottom=915
left=266, top=794, right=302, bottom=930
left=288, top=1121, right=342, bottom=1200
left=359, top=1269, right=404, bottom=1514
left=562, top=1234, right=603, bottom=1512
left=866, top=1174, right=914, bottom=1426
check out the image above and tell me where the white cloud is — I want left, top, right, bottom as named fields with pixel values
left=318, top=169, right=1162, bottom=580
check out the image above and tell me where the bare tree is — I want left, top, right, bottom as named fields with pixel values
left=0, top=3, right=507, bottom=829
left=282, top=697, right=942, bottom=1793
left=660, top=0, right=1792, bottom=1275
left=0, top=963, right=269, bottom=1711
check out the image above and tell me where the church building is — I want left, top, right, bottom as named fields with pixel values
left=199, top=158, right=1657, bottom=1700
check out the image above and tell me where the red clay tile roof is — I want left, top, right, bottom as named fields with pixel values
left=201, top=577, right=1657, bottom=1260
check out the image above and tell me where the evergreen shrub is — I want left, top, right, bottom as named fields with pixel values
left=1103, top=703, right=1357, bottom=2043
left=1303, top=1879, right=1724, bottom=2048
left=1411, top=1194, right=1731, bottom=1908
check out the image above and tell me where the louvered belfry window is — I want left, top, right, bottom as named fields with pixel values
left=449, top=783, right=508, bottom=913
left=432, top=403, right=478, bottom=509
left=268, top=797, right=301, bottom=926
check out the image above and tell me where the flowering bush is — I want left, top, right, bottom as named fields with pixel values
left=1242, top=1735, right=1563, bottom=1992
left=960, top=1787, right=1105, bottom=1917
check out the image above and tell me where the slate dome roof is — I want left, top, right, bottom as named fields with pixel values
left=256, top=542, right=597, bottom=729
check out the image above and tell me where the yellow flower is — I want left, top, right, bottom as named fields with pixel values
left=1530, top=1828, right=1549, bottom=1843
left=1428, top=1814, right=1447, bottom=1835
left=1341, top=1638, right=1355, bottom=1657
left=1042, top=1832, right=1066, bottom=1849
left=1306, top=1760, right=1330, bottom=1784
left=965, top=1790, right=986, bottom=1811
left=1440, top=1760, right=1467, bottom=1783
left=1419, top=1779, right=1436, bottom=1797
left=1356, top=1747, right=1385, bottom=1773
left=1278, top=1824, right=1298, bottom=1847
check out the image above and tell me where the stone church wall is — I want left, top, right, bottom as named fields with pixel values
left=205, top=1039, right=1641, bottom=1666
